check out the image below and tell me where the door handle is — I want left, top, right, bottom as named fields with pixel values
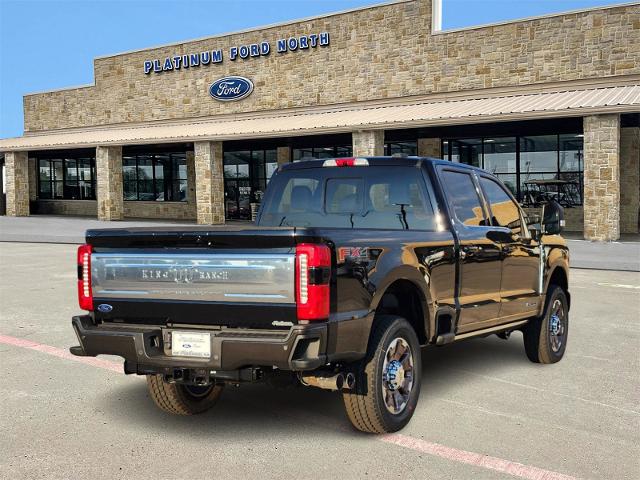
left=460, top=245, right=482, bottom=259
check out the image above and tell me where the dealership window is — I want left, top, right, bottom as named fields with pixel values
left=37, top=153, right=96, bottom=200
left=223, top=149, right=277, bottom=220
left=292, top=145, right=352, bottom=161
left=384, top=141, right=417, bottom=156
left=123, top=152, right=187, bottom=202
left=442, top=133, right=584, bottom=206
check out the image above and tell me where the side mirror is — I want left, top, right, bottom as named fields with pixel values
left=542, top=200, right=565, bottom=235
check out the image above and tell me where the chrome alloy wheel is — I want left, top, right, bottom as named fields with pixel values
left=381, top=337, right=414, bottom=415
left=549, top=298, right=566, bottom=353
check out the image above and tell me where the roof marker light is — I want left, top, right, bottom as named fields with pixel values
left=322, top=157, right=369, bottom=167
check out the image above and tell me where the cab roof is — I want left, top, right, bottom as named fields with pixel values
left=279, top=156, right=485, bottom=173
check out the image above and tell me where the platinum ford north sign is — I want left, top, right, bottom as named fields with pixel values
left=143, top=32, right=330, bottom=74
left=209, top=76, right=253, bottom=102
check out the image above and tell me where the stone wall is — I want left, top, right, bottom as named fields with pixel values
left=277, top=146, right=291, bottom=166
left=35, top=200, right=97, bottom=216
left=96, top=146, right=124, bottom=221
left=194, top=141, right=225, bottom=224
left=23, top=1, right=639, bottom=132
left=583, top=114, right=620, bottom=241
left=124, top=201, right=195, bottom=220
left=5, top=151, right=30, bottom=216
left=620, top=126, right=640, bottom=234
left=353, top=130, right=384, bottom=156
left=418, top=138, right=441, bottom=157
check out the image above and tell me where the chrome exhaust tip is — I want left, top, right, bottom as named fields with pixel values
left=300, top=372, right=347, bottom=391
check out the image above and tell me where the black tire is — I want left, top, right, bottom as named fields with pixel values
left=343, top=315, right=421, bottom=434
left=146, top=375, right=224, bottom=415
left=523, top=284, right=569, bottom=364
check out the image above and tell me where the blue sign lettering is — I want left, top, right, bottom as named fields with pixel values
left=212, top=49, right=223, bottom=63
left=143, top=32, right=330, bottom=73
left=209, top=76, right=254, bottom=102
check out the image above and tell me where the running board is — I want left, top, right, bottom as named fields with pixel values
left=453, top=320, right=529, bottom=341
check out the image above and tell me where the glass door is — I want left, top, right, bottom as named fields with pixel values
left=223, top=149, right=277, bottom=220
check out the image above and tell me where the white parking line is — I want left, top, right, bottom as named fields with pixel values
left=596, top=282, right=640, bottom=289
left=446, top=367, right=640, bottom=416
left=0, top=332, right=581, bottom=480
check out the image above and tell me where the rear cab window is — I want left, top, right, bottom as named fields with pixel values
left=258, top=166, right=436, bottom=230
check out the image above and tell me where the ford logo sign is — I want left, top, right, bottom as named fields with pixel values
left=97, top=304, right=113, bottom=313
left=209, top=76, right=254, bottom=102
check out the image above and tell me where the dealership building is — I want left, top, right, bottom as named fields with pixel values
left=0, top=0, right=638, bottom=240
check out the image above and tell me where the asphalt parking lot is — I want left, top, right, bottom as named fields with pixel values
left=1, top=242, right=638, bottom=480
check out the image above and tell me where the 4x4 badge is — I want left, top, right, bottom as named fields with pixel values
left=337, top=247, right=368, bottom=264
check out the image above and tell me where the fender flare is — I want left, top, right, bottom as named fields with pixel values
left=369, top=265, right=433, bottom=343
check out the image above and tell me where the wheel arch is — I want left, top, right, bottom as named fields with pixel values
left=371, top=276, right=430, bottom=345
left=545, top=265, right=570, bottom=309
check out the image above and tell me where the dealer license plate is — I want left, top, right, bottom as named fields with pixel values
left=171, top=331, right=211, bottom=359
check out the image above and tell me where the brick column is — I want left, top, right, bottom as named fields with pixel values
left=418, top=138, right=441, bottom=157
left=353, top=130, right=384, bottom=157
left=5, top=151, right=30, bottom=216
left=583, top=114, right=620, bottom=241
left=96, top=146, right=124, bottom=221
left=620, top=126, right=639, bottom=234
left=194, top=141, right=225, bottom=225
left=276, top=146, right=290, bottom=166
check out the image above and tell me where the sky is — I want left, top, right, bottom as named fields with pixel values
left=0, top=0, right=624, bottom=139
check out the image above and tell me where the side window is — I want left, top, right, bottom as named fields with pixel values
left=479, top=176, right=522, bottom=234
left=440, top=170, right=486, bottom=226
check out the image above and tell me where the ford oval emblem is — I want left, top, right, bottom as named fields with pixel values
left=97, top=304, right=113, bottom=313
left=209, top=76, right=254, bottom=102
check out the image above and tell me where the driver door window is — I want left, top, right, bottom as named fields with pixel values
left=479, top=176, right=525, bottom=236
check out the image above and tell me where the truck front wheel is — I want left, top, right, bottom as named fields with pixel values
left=343, top=315, right=422, bottom=433
left=523, top=284, right=569, bottom=364
left=146, top=375, right=224, bottom=415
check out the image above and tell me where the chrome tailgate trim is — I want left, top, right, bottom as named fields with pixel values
left=91, top=253, right=295, bottom=304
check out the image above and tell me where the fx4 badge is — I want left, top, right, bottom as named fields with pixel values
left=337, top=247, right=369, bottom=264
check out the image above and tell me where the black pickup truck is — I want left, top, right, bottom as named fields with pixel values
left=71, top=157, right=569, bottom=433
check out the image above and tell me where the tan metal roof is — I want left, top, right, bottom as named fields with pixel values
left=1, top=84, right=639, bottom=151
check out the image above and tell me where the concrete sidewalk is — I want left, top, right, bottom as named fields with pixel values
left=1, top=215, right=639, bottom=271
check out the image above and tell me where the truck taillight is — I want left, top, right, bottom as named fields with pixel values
left=77, top=244, right=93, bottom=311
left=295, top=243, right=331, bottom=321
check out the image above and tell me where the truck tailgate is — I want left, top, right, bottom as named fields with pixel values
left=85, top=226, right=320, bottom=328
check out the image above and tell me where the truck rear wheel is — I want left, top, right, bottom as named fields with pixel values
left=343, top=315, right=421, bottom=433
left=146, top=375, right=224, bottom=415
left=523, top=284, right=569, bottom=364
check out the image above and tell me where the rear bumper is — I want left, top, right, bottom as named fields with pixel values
left=71, top=314, right=368, bottom=373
